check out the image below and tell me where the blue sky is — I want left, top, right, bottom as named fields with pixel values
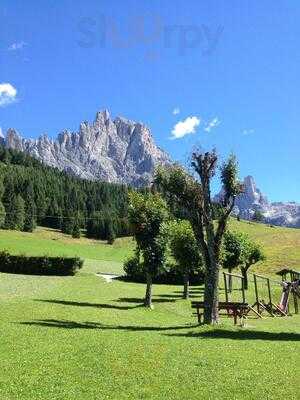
left=1, top=0, right=299, bottom=202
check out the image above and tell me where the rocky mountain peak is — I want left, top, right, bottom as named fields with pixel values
left=95, top=109, right=110, bottom=123
left=215, top=175, right=300, bottom=228
left=6, top=128, right=24, bottom=151
left=0, top=128, right=4, bottom=145
left=243, top=175, right=256, bottom=194
left=2, top=109, right=170, bottom=187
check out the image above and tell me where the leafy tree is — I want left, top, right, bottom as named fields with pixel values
left=240, top=239, right=265, bottom=289
left=128, top=192, right=169, bottom=308
left=222, top=231, right=246, bottom=292
left=222, top=231, right=265, bottom=290
left=252, top=210, right=264, bottom=222
left=155, top=150, right=242, bottom=324
left=161, top=220, right=202, bottom=299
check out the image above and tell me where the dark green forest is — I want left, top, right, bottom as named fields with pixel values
left=0, top=146, right=131, bottom=241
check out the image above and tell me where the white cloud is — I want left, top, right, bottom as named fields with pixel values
left=242, top=129, right=254, bottom=136
left=170, top=116, right=200, bottom=139
left=204, top=117, right=220, bottom=132
left=0, top=83, right=17, bottom=107
left=8, top=41, right=26, bottom=51
left=172, top=107, right=180, bottom=115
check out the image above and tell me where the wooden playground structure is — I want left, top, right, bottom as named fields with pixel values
left=223, top=269, right=300, bottom=320
left=192, top=268, right=300, bottom=325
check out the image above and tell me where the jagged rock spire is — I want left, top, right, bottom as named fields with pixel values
left=3, top=109, right=170, bottom=187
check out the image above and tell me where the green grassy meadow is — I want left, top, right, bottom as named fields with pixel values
left=0, top=222, right=299, bottom=399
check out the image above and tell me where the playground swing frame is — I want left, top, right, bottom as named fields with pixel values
left=252, top=273, right=287, bottom=317
left=222, top=272, right=261, bottom=318
left=277, top=268, right=300, bottom=283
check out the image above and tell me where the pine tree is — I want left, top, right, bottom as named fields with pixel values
left=62, top=215, right=74, bottom=235
left=23, top=183, right=37, bottom=232
left=0, top=146, right=130, bottom=237
left=0, top=178, right=5, bottom=228
left=106, top=219, right=116, bottom=244
left=0, top=202, right=5, bottom=228
left=3, top=176, right=17, bottom=230
left=8, top=195, right=25, bottom=231
left=72, top=218, right=81, bottom=238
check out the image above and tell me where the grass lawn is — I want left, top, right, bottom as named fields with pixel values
left=0, top=224, right=299, bottom=399
left=0, top=227, right=135, bottom=275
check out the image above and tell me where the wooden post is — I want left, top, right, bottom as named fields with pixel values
left=254, top=274, right=259, bottom=313
left=267, top=278, right=272, bottom=306
left=241, top=276, right=246, bottom=304
left=223, top=272, right=228, bottom=303
left=293, top=292, right=298, bottom=314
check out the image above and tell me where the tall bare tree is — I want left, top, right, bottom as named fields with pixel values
left=155, top=150, right=242, bottom=324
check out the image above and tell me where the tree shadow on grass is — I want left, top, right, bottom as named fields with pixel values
left=153, top=294, right=183, bottom=299
left=164, top=329, right=300, bottom=342
left=18, top=319, right=198, bottom=331
left=154, top=293, right=203, bottom=300
left=35, top=296, right=177, bottom=312
left=174, top=288, right=204, bottom=295
left=35, top=299, right=142, bottom=310
left=116, top=297, right=176, bottom=304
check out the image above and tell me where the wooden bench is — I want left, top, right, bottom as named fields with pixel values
left=191, top=301, right=249, bottom=325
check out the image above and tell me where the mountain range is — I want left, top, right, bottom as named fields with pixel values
left=215, top=175, right=300, bottom=228
left=1, top=110, right=299, bottom=228
left=1, top=110, right=169, bottom=187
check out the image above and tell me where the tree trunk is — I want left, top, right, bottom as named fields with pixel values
left=203, top=260, right=220, bottom=324
left=241, top=267, right=248, bottom=290
left=183, top=271, right=190, bottom=299
left=144, top=272, right=153, bottom=308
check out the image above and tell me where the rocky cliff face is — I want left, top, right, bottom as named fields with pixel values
left=0, top=129, right=4, bottom=146
left=215, top=176, right=300, bottom=228
left=3, top=110, right=170, bottom=187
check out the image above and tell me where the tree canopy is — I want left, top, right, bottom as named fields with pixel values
left=128, top=191, right=169, bottom=307
left=222, top=231, right=265, bottom=289
left=161, top=219, right=203, bottom=299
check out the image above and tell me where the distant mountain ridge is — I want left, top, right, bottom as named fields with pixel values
left=2, top=110, right=170, bottom=187
left=215, top=175, right=300, bottom=228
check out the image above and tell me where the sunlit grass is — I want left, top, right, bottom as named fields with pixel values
left=0, top=223, right=299, bottom=399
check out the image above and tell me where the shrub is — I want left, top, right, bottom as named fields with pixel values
left=0, top=252, right=83, bottom=276
left=123, top=256, right=144, bottom=281
left=123, top=256, right=205, bottom=285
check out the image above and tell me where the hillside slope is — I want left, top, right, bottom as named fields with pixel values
left=229, top=219, right=300, bottom=274
left=1, top=219, right=299, bottom=276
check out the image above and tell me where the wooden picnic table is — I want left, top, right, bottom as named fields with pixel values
left=191, top=301, right=249, bottom=325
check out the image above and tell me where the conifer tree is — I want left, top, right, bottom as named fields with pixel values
left=23, top=183, right=37, bottom=232
left=7, top=195, right=25, bottom=231
left=106, top=219, right=116, bottom=244
left=72, top=218, right=81, bottom=238
left=0, top=178, right=5, bottom=227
